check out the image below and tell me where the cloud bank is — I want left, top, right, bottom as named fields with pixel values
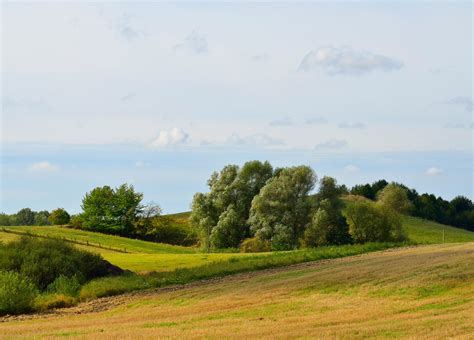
left=150, top=128, right=189, bottom=148
left=298, top=46, right=403, bottom=75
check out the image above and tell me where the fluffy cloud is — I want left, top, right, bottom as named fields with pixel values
left=344, top=164, right=360, bottom=172
left=30, top=161, right=58, bottom=172
left=150, top=128, right=189, bottom=148
left=338, top=122, right=366, bottom=129
left=174, top=30, right=208, bottom=54
left=314, top=139, right=348, bottom=151
left=446, top=97, right=472, bottom=113
left=298, top=46, right=403, bottom=75
left=425, top=167, right=443, bottom=176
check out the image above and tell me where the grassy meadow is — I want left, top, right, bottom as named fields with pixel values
left=1, top=211, right=474, bottom=274
left=1, top=243, right=472, bottom=338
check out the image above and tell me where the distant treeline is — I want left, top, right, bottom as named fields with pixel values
left=350, top=180, right=474, bottom=232
left=0, top=208, right=70, bottom=226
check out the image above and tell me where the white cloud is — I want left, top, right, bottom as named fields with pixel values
left=338, top=122, right=366, bottom=129
left=344, top=164, right=360, bottom=172
left=446, top=97, right=472, bottom=113
left=298, top=46, right=403, bottom=75
left=425, top=167, right=443, bottom=176
left=314, top=139, right=348, bottom=151
left=30, top=161, right=58, bottom=172
left=174, top=30, right=208, bottom=54
left=150, top=128, right=189, bottom=148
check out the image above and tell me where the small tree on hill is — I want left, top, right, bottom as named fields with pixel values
left=377, top=183, right=412, bottom=214
left=15, top=208, right=35, bottom=226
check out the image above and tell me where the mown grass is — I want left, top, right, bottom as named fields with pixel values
left=79, top=242, right=400, bottom=300
left=2, top=243, right=473, bottom=339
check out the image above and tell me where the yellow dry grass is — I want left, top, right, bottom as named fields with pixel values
left=1, top=243, right=473, bottom=339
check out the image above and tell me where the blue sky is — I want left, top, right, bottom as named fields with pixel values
left=1, top=1, right=472, bottom=214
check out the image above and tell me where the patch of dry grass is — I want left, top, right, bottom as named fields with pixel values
left=1, top=243, right=473, bottom=339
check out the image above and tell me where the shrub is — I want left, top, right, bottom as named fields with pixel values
left=240, top=237, right=271, bottom=253
left=47, top=275, right=81, bottom=296
left=0, top=271, right=38, bottom=315
left=0, top=237, right=111, bottom=290
left=34, top=294, right=76, bottom=311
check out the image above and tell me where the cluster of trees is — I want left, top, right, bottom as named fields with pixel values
left=351, top=180, right=474, bottom=232
left=72, top=184, right=196, bottom=245
left=0, top=208, right=70, bottom=226
left=191, top=161, right=408, bottom=251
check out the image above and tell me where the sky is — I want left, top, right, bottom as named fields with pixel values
left=1, top=1, right=473, bottom=214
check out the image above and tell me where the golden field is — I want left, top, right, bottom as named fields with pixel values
left=1, top=243, right=473, bottom=339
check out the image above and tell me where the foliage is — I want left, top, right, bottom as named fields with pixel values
left=49, top=208, right=71, bottom=225
left=351, top=180, right=474, bottom=232
left=345, top=201, right=404, bottom=243
left=191, top=161, right=274, bottom=250
left=0, top=237, right=110, bottom=290
left=81, top=184, right=143, bottom=236
left=249, top=166, right=316, bottom=250
left=377, top=183, right=412, bottom=214
left=34, top=210, right=51, bottom=226
left=304, top=177, right=351, bottom=247
left=0, top=271, right=38, bottom=315
left=0, top=213, right=13, bottom=226
left=47, top=275, right=82, bottom=296
left=239, top=237, right=271, bottom=253
left=15, top=208, right=36, bottom=225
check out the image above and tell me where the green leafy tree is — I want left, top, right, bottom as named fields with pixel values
left=377, top=183, right=412, bottom=214
left=249, top=166, right=316, bottom=250
left=304, top=177, right=351, bottom=247
left=48, top=208, right=70, bottom=225
left=0, top=213, right=12, bottom=226
left=81, top=184, right=143, bottom=236
left=15, top=208, right=35, bottom=226
left=346, top=201, right=404, bottom=243
left=34, top=210, right=51, bottom=226
left=190, top=161, right=273, bottom=249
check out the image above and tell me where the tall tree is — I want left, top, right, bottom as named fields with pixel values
left=249, top=166, right=316, bottom=250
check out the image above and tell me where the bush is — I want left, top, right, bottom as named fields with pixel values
left=0, top=237, right=111, bottom=290
left=240, top=237, right=271, bottom=253
left=47, top=275, right=81, bottom=296
left=0, top=271, right=38, bottom=315
left=34, top=293, right=76, bottom=311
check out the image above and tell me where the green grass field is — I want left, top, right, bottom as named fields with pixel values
left=1, top=211, right=474, bottom=274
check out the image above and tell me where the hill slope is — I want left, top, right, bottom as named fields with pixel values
left=1, top=243, right=473, bottom=338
